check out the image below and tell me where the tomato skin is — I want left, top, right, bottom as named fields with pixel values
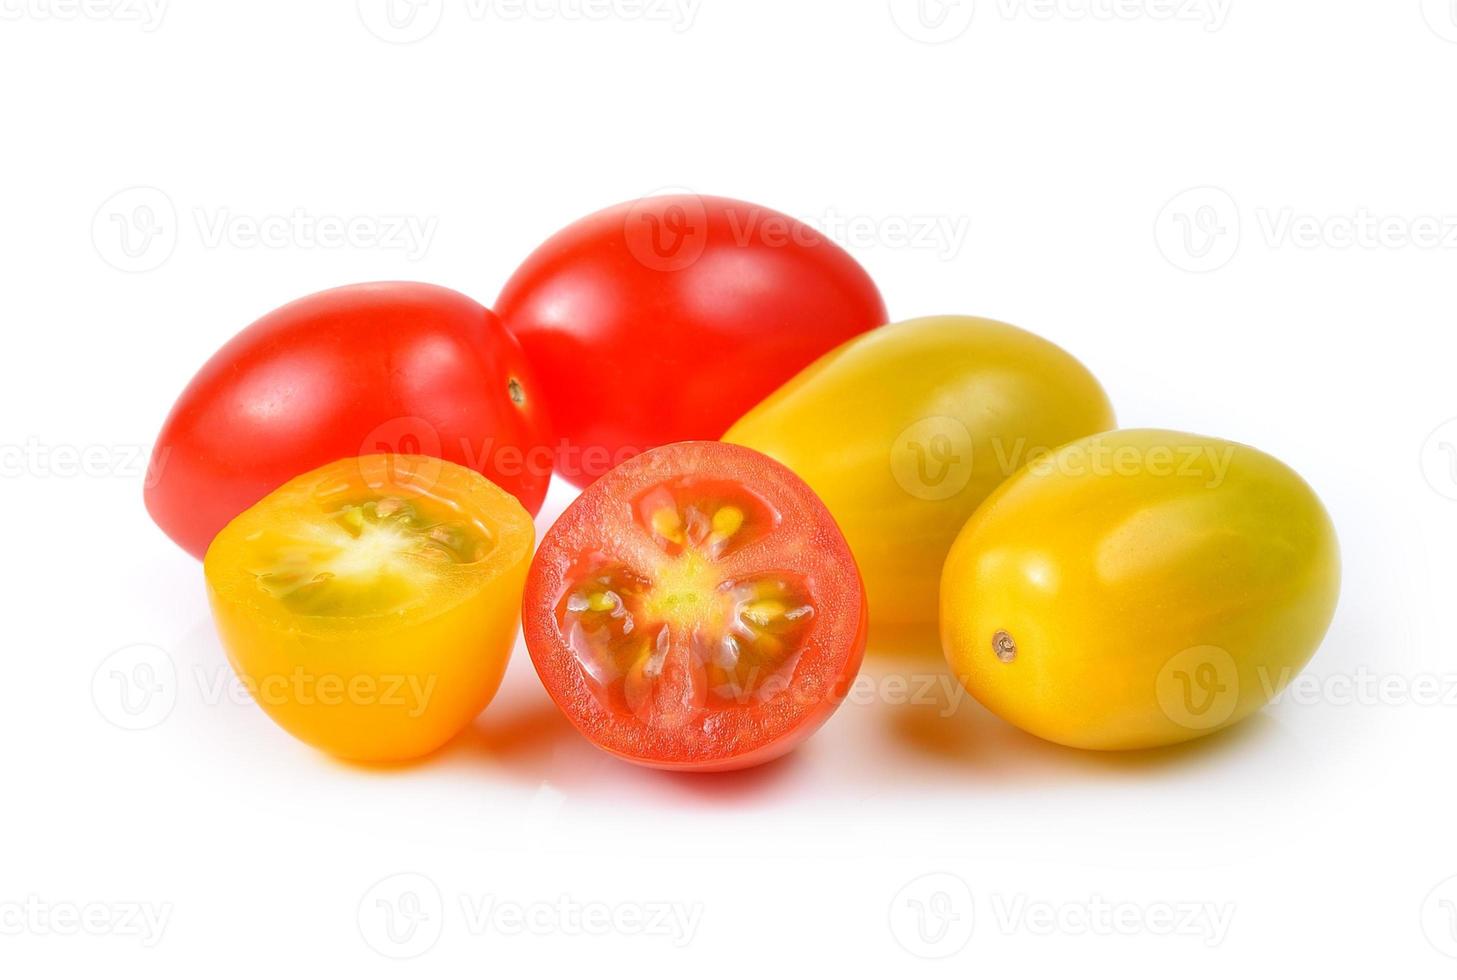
left=725, top=316, right=1115, bottom=628
left=522, top=442, right=867, bottom=771
left=146, top=282, right=552, bottom=559
left=940, top=429, right=1342, bottom=751
left=204, top=455, right=534, bottom=762
left=496, top=195, right=888, bottom=486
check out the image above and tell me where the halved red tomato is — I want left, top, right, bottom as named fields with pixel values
left=522, top=442, right=866, bottom=771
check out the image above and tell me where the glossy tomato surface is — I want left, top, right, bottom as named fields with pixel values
left=726, top=316, right=1115, bottom=628
left=523, top=442, right=867, bottom=771
left=496, top=195, right=887, bottom=485
left=940, top=429, right=1341, bottom=751
left=205, top=455, right=534, bottom=762
left=147, top=282, right=551, bottom=559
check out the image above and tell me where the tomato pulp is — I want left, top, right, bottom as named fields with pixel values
left=205, top=455, right=534, bottom=762
left=496, top=195, right=888, bottom=485
left=147, top=282, right=551, bottom=559
left=522, top=442, right=867, bottom=770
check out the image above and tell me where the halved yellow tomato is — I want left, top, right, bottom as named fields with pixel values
left=725, top=316, right=1115, bottom=627
left=940, top=429, right=1341, bottom=750
left=203, top=455, right=534, bottom=761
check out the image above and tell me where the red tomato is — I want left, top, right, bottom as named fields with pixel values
left=146, top=282, right=551, bottom=559
left=523, top=441, right=867, bottom=771
left=496, top=195, right=888, bottom=486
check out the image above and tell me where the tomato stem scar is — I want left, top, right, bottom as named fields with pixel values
left=993, top=630, right=1017, bottom=664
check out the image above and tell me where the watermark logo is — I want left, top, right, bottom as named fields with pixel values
left=92, top=186, right=178, bottom=273
left=887, top=431, right=1235, bottom=501
left=357, top=418, right=447, bottom=490
left=352, top=417, right=617, bottom=487
left=1421, top=0, right=1457, bottom=43
left=889, top=875, right=1233, bottom=952
left=1159, top=187, right=1457, bottom=271
left=889, top=873, right=975, bottom=958
left=95, top=658, right=440, bottom=730
left=888, top=0, right=977, bottom=44
left=1156, top=645, right=1239, bottom=730
left=92, top=644, right=177, bottom=731
left=358, top=877, right=702, bottom=957
left=1422, top=875, right=1457, bottom=958
left=192, top=208, right=437, bottom=259
left=359, top=873, right=445, bottom=959
left=622, top=190, right=974, bottom=270
left=357, top=0, right=445, bottom=42
left=92, top=187, right=438, bottom=272
left=1024, top=436, right=1235, bottom=487
left=1155, top=186, right=1240, bottom=273
left=624, top=189, right=710, bottom=273
left=1420, top=417, right=1457, bottom=501
left=891, top=417, right=975, bottom=501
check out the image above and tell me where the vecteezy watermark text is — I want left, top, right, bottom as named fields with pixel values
left=731, top=205, right=972, bottom=261
left=987, top=893, right=1235, bottom=946
left=0, top=439, right=157, bottom=481
left=0, top=897, right=172, bottom=947
left=93, top=187, right=438, bottom=273
left=1157, top=186, right=1457, bottom=272
left=0, top=0, right=167, bottom=30
left=888, top=872, right=1234, bottom=957
left=890, top=423, right=1238, bottom=502
left=94, top=645, right=441, bottom=732
left=358, top=873, right=702, bottom=959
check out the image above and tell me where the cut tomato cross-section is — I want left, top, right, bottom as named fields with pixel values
left=523, top=442, right=867, bottom=771
left=204, top=455, right=534, bottom=762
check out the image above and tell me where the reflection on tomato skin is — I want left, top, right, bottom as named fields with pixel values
left=497, top=195, right=888, bottom=487
left=147, top=282, right=552, bottom=559
left=940, top=429, right=1341, bottom=752
left=727, top=315, right=1115, bottom=628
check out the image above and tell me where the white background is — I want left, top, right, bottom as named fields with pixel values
left=2, top=0, right=1455, bottom=975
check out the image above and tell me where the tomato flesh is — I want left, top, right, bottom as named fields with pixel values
left=523, top=442, right=866, bottom=771
left=204, top=455, right=534, bottom=762
left=242, top=480, right=495, bottom=618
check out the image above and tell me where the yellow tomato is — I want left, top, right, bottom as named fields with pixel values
left=940, top=429, right=1341, bottom=750
left=724, top=316, right=1114, bottom=627
left=203, top=455, right=534, bottom=762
